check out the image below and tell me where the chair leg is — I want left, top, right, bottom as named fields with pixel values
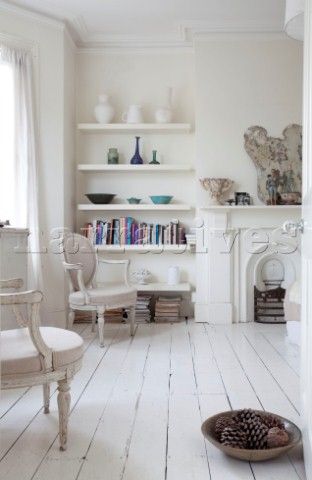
left=97, top=306, right=105, bottom=347
left=91, top=310, right=96, bottom=333
left=57, top=379, right=71, bottom=451
left=129, top=305, right=136, bottom=336
left=43, top=383, right=50, bottom=414
left=67, top=309, right=75, bottom=330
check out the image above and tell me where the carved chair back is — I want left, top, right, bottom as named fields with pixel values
left=62, top=233, right=97, bottom=291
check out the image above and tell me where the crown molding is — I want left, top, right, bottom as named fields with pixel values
left=0, top=0, right=65, bottom=29
left=0, top=2, right=288, bottom=51
left=193, top=31, right=290, bottom=42
left=77, top=45, right=194, bottom=55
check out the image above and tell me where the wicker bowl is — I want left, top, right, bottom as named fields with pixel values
left=201, top=410, right=301, bottom=462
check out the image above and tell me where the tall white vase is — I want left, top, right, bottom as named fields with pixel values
left=94, top=94, right=115, bottom=123
left=155, top=87, right=173, bottom=123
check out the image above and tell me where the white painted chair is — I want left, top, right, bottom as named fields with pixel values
left=62, top=233, right=137, bottom=346
left=0, top=278, right=84, bottom=451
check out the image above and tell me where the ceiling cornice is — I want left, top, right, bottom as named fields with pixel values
left=0, top=1, right=289, bottom=51
left=0, top=0, right=65, bottom=29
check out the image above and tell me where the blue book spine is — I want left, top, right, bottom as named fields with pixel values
left=126, top=217, right=133, bottom=245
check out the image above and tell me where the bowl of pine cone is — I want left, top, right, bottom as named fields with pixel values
left=201, top=409, right=301, bottom=461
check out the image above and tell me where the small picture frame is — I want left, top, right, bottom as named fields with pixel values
left=235, top=192, right=251, bottom=206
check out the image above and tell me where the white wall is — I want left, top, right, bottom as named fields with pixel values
left=76, top=50, right=196, bottom=297
left=0, top=7, right=76, bottom=326
left=195, top=35, right=303, bottom=206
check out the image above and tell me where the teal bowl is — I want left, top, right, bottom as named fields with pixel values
left=150, top=195, right=173, bottom=205
left=127, top=197, right=141, bottom=204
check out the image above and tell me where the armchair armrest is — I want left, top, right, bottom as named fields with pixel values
left=0, top=278, right=23, bottom=289
left=98, top=258, right=131, bottom=287
left=0, top=290, right=53, bottom=370
left=62, top=262, right=90, bottom=304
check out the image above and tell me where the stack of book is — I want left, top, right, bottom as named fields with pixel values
left=105, top=308, right=124, bottom=323
left=154, top=296, right=182, bottom=322
left=82, top=217, right=186, bottom=246
left=135, top=294, right=152, bottom=323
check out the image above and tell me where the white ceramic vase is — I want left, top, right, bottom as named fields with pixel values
left=155, top=87, right=173, bottom=124
left=94, top=94, right=115, bottom=123
left=200, top=178, right=234, bottom=205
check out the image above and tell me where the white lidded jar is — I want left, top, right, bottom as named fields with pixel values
left=167, top=266, right=180, bottom=286
left=94, top=94, right=115, bottom=123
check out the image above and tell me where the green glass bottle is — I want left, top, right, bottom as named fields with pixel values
left=149, top=150, right=160, bottom=164
left=107, top=148, right=119, bottom=164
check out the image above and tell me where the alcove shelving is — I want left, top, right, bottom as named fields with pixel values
left=76, top=121, right=195, bottom=297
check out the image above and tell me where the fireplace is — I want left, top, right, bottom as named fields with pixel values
left=195, top=206, right=301, bottom=324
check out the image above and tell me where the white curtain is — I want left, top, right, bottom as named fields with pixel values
left=0, top=44, right=42, bottom=290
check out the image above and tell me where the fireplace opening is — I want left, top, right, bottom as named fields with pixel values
left=254, top=259, right=286, bottom=324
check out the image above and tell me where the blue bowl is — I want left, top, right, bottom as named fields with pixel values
left=150, top=195, right=173, bottom=205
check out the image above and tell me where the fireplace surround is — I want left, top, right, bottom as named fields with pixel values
left=195, top=206, right=301, bottom=324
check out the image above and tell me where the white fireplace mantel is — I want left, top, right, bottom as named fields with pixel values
left=195, top=206, right=301, bottom=324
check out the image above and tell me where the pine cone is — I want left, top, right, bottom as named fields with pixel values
left=233, top=408, right=262, bottom=425
left=233, top=409, right=269, bottom=450
left=267, top=427, right=289, bottom=448
left=260, top=413, right=285, bottom=431
left=247, top=422, right=269, bottom=449
left=220, top=425, right=248, bottom=449
left=215, top=416, right=235, bottom=439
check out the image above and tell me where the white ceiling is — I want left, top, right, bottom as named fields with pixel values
left=3, top=0, right=286, bottom=47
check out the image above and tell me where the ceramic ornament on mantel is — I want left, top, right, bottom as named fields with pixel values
left=155, top=87, right=173, bottom=123
left=94, top=94, right=115, bottom=123
left=200, top=178, right=234, bottom=205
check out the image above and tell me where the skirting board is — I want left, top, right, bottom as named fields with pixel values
left=195, top=303, right=233, bottom=324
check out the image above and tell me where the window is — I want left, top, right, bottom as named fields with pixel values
left=0, top=62, right=15, bottom=222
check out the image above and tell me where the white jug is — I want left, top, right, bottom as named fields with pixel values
left=122, top=105, right=144, bottom=124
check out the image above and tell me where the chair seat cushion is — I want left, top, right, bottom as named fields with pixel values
left=69, top=284, right=137, bottom=307
left=1, top=327, right=83, bottom=376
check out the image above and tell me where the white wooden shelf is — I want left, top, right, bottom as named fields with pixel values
left=78, top=204, right=192, bottom=211
left=95, top=244, right=192, bottom=253
left=132, top=282, right=192, bottom=292
left=78, top=164, right=194, bottom=173
left=200, top=205, right=301, bottom=211
left=77, top=123, right=191, bottom=133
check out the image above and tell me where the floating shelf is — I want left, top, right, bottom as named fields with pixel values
left=77, top=123, right=191, bottom=133
left=78, top=204, right=192, bottom=211
left=134, top=282, right=192, bottom=292
left=199, top=205, right=301, bottom=211
left=78, top=164, right=194, bottom=173
left=95, top=244, right=192, bottom=253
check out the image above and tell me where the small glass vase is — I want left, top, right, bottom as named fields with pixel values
left=130, top=136, right=144, bottom=164
left=149, top=150, right=160, bottom=164
left=107, top=148, right=119, bottom=164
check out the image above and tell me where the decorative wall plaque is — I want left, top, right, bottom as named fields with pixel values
left=244, top=125, right=302, bottom=205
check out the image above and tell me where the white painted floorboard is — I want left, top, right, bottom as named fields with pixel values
left=0, top=321, right=306, bottom=480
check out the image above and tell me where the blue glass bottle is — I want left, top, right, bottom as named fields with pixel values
left=130, top=136, right=144, bottom=164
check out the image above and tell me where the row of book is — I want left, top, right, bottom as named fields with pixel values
left=154, top=296, right=182, bottom=322
left=83, top=218, right=186, bottom=246
left=73, top=295, right=181, bottom=325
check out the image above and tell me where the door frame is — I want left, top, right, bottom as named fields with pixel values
left=301, top=0, right=312, bottom=475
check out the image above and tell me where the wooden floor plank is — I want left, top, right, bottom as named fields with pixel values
left=0, top=321, right=306, bottom=480
left=0, top=324, right=123, bottom=480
